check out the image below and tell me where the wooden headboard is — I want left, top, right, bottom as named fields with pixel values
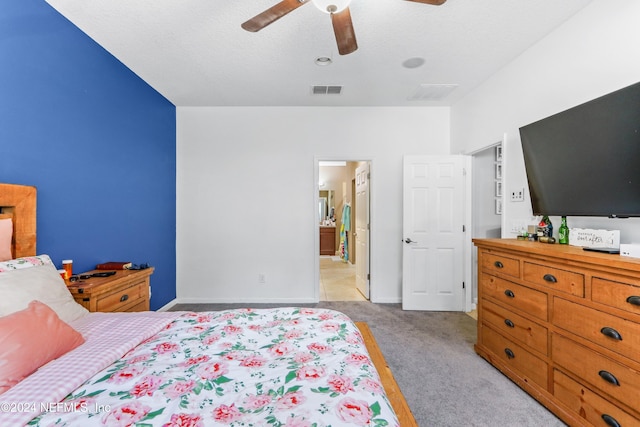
left=0, top=183, right=37, bottom=258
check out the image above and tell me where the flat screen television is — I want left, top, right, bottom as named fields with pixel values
left=519, top=81, right=640, bottom=218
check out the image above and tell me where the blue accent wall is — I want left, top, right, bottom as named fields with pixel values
left=1, top=0, right=176, bottom=310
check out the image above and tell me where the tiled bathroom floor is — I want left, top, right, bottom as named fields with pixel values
left=319, top=256, right=367, bottom=301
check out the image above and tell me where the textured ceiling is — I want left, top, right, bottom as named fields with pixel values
left=45, top=0, right=594, bottom=106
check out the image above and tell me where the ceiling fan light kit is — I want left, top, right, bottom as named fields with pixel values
left=242, top=0, right=446, bottom=56
left=311, top=0, right=351, bottom=13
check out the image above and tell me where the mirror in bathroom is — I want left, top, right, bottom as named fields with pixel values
left=319, top=190, right=335, bottom=223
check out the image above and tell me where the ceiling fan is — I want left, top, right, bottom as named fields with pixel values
left=241, top=0, right=447, bottom=56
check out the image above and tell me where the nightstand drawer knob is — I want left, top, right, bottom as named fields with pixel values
left=543, top=273, right=557, bottom=283
left=120, top=294, right=129, bottom=302
left=494, top=261, right=504, bottom=268
left=504, top=319, right=515, bottom=328
left=504, top=348, right=515, bottom=359
left=600, top=326, right=623, bottom=341
left=598, top=370, right=620, bottom=386
left=504, top=289, right=515, bottom=298
left=627, top=295, right=640, bottom=306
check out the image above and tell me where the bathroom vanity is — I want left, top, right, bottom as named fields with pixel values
left=320, top=225, right=336, bottom=256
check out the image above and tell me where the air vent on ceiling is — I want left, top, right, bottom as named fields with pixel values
left=312, top=85, right=343, bottom=95
left=408, top=84, right=458, bottom=101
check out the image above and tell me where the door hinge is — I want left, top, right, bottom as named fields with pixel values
left=462, top=281, right=465, bottom=289
left=367, top=172, right=370, bottom=180
left=462, top=224, right=466, bottom=232
left=367, top=223, right=370, bottom=230
left=367, top=273, right=370, bottom=281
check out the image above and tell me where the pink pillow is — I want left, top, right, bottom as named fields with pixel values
left=0, top=300, right=85, bottom=394
left=0, top=218, right=11, bottom=262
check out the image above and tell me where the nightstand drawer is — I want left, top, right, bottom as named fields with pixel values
left=553, top=297, right=640, bottom=362
left=482, top=299, right=548, bottom=355
left=553, top=333, right=640, bottom=411
left=554, top=370, right=639, bottom=427
left=96, top=280, right=147, bottom=312
left=68, top=268, right=152, bottom=313
left=481, top=273, right=548, bottom=321
left=523, top=262, right=584, bottom=297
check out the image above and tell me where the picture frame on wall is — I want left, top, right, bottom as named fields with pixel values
left=495, top=198, right=503, bottom=215
left=495, top=163, right=502, bottom=180
left=496, top=145, right=503, bottom=162
left=496, top=181, right=502, bottom=197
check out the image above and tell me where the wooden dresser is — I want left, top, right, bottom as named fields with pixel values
left=474, top=239, right=640, bottom=427
left=67, top=268, right=153, bottom=313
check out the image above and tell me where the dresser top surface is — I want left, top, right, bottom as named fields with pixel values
left=474, top=238, right=640, bottom=272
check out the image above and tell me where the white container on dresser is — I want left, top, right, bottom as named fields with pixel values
left=473, top=239, right=640, bottom=427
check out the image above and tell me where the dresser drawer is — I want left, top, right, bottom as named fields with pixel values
left=554, top=370, right=639, bottom=427
left=553, top=333, right=640, bottom=411
left=481, top=325, right=548, bottom=389
left=553, top=297, right=640, bottom=363
left=482, top=299, right=548, bottom=355
left=592, top=277, right=640, bottom=317
left=523, top=262, right=584, bottom=297
left=482, top=252, right=520, bottom=278
left=481, top=273, right=548, bottom=321
left=96, top=280, right=146, bottom=312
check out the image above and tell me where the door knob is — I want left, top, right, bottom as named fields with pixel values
left=404, top=238, right=418, bottom=244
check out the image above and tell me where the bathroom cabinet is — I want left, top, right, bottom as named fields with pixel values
left=320, top=226, right=336, bottom=256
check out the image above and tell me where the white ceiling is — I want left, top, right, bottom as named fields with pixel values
left=45, top=0, right=593, bottom=107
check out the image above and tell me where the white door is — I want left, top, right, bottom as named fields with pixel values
left=355, top=164, right=370, bottom=298
left=402, top=155, right=466, bottom=311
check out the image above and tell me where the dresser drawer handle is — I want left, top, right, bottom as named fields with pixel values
left=542, top=273, right=557, bottom=283
left=494, top=261, right=504, bottom=268
left=504, top=348, right=515, bottom=359
left=504, top=319, right=515, bottom=328
left=601, top=414, right=621, bottom=427
left=120, top=294, right=129, bottom=302
left=600, top=327, right=623, bottom=341
left=598, top=370, right=620, bottom=386
left=504, top=289, right=515, bottom=298
left=627, top=295, right=640, bottom=306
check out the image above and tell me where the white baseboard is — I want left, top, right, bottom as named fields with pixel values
left=156, top=299, right=179, bottom=312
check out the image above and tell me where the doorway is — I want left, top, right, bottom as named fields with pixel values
left=470, top=142, right=503, bottom=309
left=317, top=160, right=370, bottom=301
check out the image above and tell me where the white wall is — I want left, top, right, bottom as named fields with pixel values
left=451, top=0, right=640, bottom=243
left=177, top=107, right=449, bottom=303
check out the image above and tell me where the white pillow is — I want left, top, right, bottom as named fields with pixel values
left=0, top=254, right=53, bottom=272
left=0, top=262, right=88, bottom=323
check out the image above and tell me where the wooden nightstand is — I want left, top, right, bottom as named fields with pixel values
left=67, top=268, right=153, bottom=312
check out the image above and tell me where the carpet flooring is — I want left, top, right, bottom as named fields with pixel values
left=170, top=302, right=566, bottom=427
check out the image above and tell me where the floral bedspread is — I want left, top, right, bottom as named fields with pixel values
left=29, top=308, right=399, bottom=427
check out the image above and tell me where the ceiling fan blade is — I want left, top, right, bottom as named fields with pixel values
left=404, top=0, right=447, bottom=5
left=241, top=0, right=310, bottom=32
left=331, top=7, right=358, bottom=55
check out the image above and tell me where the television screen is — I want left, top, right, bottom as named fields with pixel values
left=519, top=82, right=640, bottom=217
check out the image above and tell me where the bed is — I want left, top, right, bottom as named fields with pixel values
left=0, top=183, right=413, bottom=426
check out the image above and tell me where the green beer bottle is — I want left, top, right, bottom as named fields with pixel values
left=558, top=216, right=569, bottom=244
